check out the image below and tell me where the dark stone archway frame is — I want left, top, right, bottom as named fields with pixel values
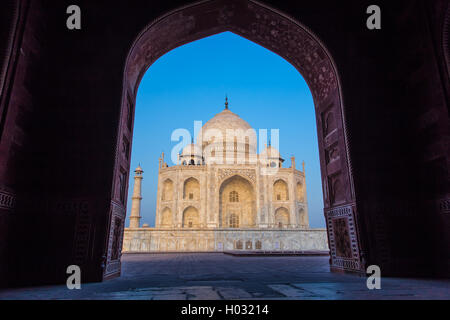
left=106, top=0, right=366, bottom=278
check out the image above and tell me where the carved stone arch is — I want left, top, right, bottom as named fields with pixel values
left=183, top=177, right=200, bottom=200
left=116, top=0, right=363, bottom=274
left=298, top=207, right=307, bottom=227
left=296, top=181, right=304, bottom=202
left=160, top=207, right=173, bottom=227
left=182, top=204, right=199, bottom=212
left=274, top=206, right=290, bottom=228
left=323, top=111, right=336, bottom=136
left=273, top=179, right=289, bottom=201
left=217, top=170, right=256, bottom=188
left=219, top=174, right=256, bottom=228
left=331, top=176, right=345, bottom=205
left=182, top=205, right=199, bottom=228
left=122, top=0, right=342, bottom=103
left=161, top=178, right=174, bottom=201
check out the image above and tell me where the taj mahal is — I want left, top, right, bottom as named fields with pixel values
left=122, top=99, right=328, bottom=253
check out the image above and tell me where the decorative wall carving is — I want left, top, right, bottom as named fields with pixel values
left=122, top=136, right=130, bottom=160
left=160, top=207, right=173, bottom=226
left=127, top=13, right=196, bottom=91
left=326, top=204, right=362, bottom=272
left=105, top=260, right=121, bottom=275
left=273, top=179, right=289, bottom=201
left=183, top=177, right=200, bottom=200
left=332, top=218, right=352, bottom=258
left=329, top=174, right=345, bottom=205
left=162, top=179, right=174, bottom=201
left=240, top=2, right=338, bottom=103
left=182, top=206, right=200, bottom=228
left=439, top=196, right=450, bottom=214
left=111, top=217, right=123, bottom=260
left=0, top=190, right=16, bottom=210
left=322, top=111, right=336, bottom=136
left=104, top=201, right=125, bottom=279
left=123, top=228, right=329, bottom=252
left=126, top=0, right=338, bottom=105
left=219, top=175, right=256, bottom=227
left=325, top=145, right=340, bottom=164
left=218, top=168, right=256, bottom=184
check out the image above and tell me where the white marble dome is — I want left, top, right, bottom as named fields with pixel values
left=198, top=106, right=257, bottom=163
left=198, top=102, right=254, bottom=150
left=181, top=143, right=202, bottom=157
left=200, top=109, right=252, bottom=137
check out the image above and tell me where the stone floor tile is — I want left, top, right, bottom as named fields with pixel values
left=0, top=253, right=448, bottom=300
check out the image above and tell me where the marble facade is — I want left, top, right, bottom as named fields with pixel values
left=123, top=101, right=329, bottom=253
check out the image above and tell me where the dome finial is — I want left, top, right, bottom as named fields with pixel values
left=225, top=95, right=229, bottom=110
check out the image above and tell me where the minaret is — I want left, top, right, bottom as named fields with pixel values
left=129, top=165, right=143, bottom=228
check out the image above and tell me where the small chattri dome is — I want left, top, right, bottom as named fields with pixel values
left=135, top=165, right=144, bottom=173
left=260, top=145, right=281, bottom=159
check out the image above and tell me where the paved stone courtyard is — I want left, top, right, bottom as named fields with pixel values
left=0, top=253, right=449, bottom=300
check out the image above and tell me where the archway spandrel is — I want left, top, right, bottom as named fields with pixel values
left=126, top=0, right=337, bottom=104
left=218, top=169, right=256, bottom=185
left=127, top=12, right=197, bottom=90
left=231, top=2, right=338, bottom=103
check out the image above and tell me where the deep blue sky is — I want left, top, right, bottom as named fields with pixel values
left=127, top=31, right=325, bottom=228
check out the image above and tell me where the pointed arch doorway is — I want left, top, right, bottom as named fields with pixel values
left=219, top=175, right=256, bottom=228
left=105, top=0, right=364, bottom=280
